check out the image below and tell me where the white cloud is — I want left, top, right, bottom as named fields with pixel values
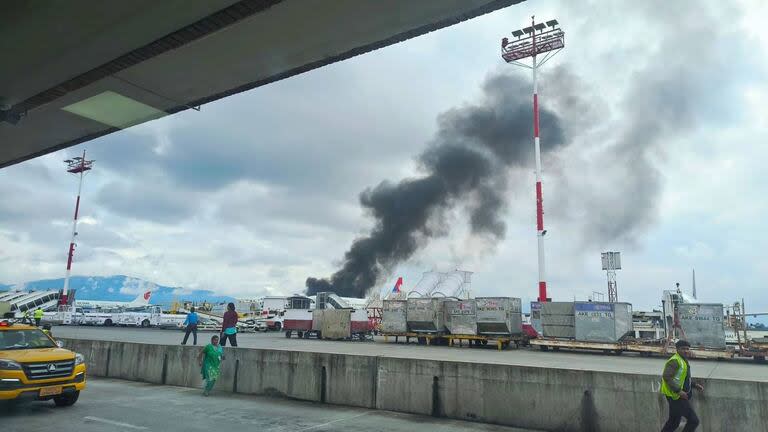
left=119, top=278, right=157, bottom=296
left=675, top=242, right=716, bottom=261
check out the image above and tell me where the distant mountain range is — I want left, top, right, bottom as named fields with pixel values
left=0, top=275, right=235, bottom=306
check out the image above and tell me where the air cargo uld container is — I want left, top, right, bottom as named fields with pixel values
left=319, top=309, right=351, bottom=339
left=476, top=297, right=523, bottom=336
left=678, top=303, right=726, bottom=349
left=406, top=298, right=445, bottom=333
left=381, top=299, right=408, bottom=333
left=314, top=308, right=370, bottom=339
left=574, top=302, right=633, bottom=343
left=530, top=301, right=543, bottom=334
left=541, top=301, right=575, bottom=339
left=444, top=299, right=477, bottom=335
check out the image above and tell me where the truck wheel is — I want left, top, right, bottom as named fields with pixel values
left=141, top=319, right=150, bottom=328
left=303, top=331, right=310, bottom=339
left=297, top=331, right=304, bottom=338
left=53, top=391, right=80, bottom=407
left=275, top=322, right=282, bottom=331
left=104, top=319, right=113, bottom=326
left=285, top=331, right=291, bottom=338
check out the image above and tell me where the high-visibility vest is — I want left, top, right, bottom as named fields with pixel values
left=34, top=309, right=44, bottom=319
left=660, top=353, right=688, bottom=400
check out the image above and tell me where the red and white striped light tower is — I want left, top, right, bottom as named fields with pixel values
left=61, top=150, right=94, bottom=306
left=501, top=17, right=565, bottom=302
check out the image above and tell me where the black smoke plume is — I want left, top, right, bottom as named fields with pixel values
left=306, top=72, right=570, bottom=297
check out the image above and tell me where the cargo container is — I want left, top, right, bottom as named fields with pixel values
left=530, top=301, right=542, bottom=334
left=406, top=298, right=446, bottom=333
left=320, top=309, right=351, bottom=339
left=678, top=303, right=726, bottom=349
left=542, top=302, right=575, bottom=339
left=381, top=299, right=408, bottom=334
left=309, top=308, right=371, bottom=340
left=444, top=299, right=477, bottom=335
left=574, top=302, right=633, bottom=343
left=476, top=297, right=522, bottom=336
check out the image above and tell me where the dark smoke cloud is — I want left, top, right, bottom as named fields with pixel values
left=307, top=72, right=572, bottom=297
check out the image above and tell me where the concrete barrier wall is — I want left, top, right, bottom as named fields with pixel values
left=62, top=339, right=768, bottom=432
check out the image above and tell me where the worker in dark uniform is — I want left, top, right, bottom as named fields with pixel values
left=660, top=340, right=704, bottom=431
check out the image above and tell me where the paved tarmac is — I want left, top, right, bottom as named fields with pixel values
left=0, top=378, right=538, bottom=432
left=52, top=326, right=767, bottom=382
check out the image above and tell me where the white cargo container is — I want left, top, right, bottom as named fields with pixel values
left=678, top=303, right=726, bottom=349
left=476, top=297, right=523, bottom=336
left=406, top=298, right=446, bottom=334
left=444, top=299, right=477, bottom=335
left=574, top=302, right=633, bottom=343
left=381, top=299, right=408, bottom=334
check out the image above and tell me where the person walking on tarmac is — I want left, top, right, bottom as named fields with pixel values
left=181, top=307, right=199, bottom=345
left=220, top=303, right=238, bottom=347
left=660, top=340, right=704, bottom=431
left=34, top=307, right=44, bottom=327
left=198, top=334, right=223, bottom=396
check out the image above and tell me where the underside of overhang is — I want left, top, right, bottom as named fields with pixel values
left=0, top=0, right=523, bottom=169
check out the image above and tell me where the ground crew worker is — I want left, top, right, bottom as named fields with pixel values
left=660, top=340, right=704, bottom=431
left=34, top=307, right=44, bottom=327
left=23, top=309, right=32, bottom=325
left=42, top=323, right=53, bottom=337
left=181, top=307, right=199, bottom=345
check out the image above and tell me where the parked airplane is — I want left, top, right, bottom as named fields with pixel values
left=76, top=291, right=152, bottom=309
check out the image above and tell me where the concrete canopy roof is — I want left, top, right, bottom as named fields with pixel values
left=0, top=0, right=523, bottom=169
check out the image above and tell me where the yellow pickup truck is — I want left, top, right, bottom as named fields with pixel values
left=0, top=319, right=86, bottom=406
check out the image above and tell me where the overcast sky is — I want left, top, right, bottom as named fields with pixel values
left=1, top=0, right=767, bottom=313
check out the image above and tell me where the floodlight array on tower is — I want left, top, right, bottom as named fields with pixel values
left=500, top=17, right=565, bottom=302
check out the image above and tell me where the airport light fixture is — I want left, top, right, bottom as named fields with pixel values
left=61, top=151, right=94, bottom=306
left=500, top=17, right=565, bottom=302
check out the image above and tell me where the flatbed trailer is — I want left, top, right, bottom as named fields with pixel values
left=530, top=338, right=625, bottom=354
left=445, top=334, right=522, bottom=351
left=628, top=343, right=736, bottom=359
left=737, top=340, right=767, bottom=362
left=530, top=338, right=744, bottom=360
left=381, top=332, right=444, bottom=345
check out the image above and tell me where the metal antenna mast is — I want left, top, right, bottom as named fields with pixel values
left=61, top=150, right=94, bottom=306
left=501, top=17, right=565, bottom=302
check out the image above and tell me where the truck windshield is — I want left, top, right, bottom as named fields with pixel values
left=0, top=329, right=56, bottom=350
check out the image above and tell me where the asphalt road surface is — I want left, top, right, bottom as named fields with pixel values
left=1, top=378, right=538, bottom=432
left=51, top=326, right=767, bottom=382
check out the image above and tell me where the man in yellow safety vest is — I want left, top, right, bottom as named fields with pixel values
left=660, top=340, right=704, bottom=431
left=34, top=307, right=44, bottom=327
